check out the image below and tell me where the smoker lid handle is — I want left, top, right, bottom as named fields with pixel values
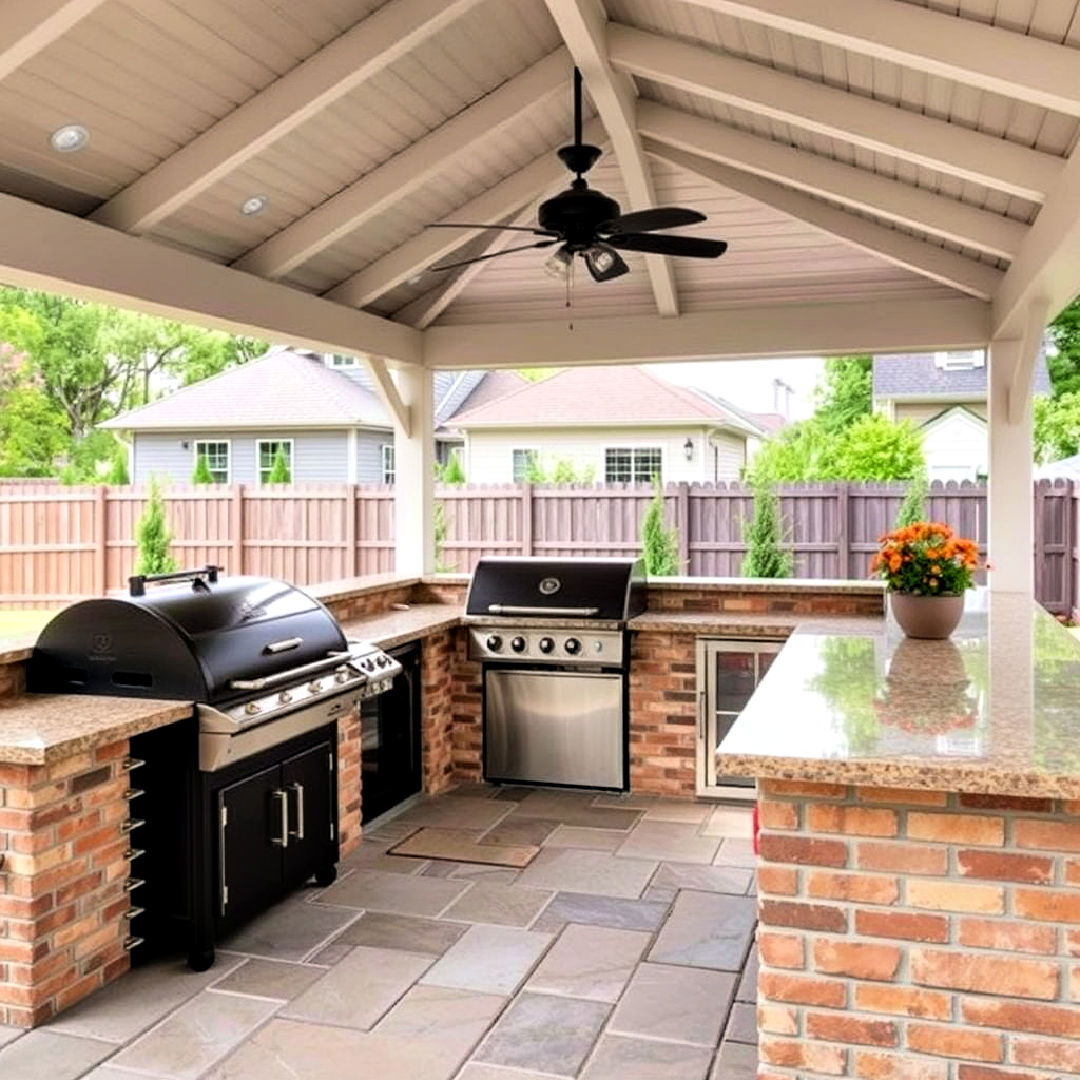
left=129, top=565, right=221, bottom=597
left=228, top=650, right=351, bottom=692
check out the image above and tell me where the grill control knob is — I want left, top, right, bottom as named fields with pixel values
left=308, top=679, right=323, bottom=693
left=278, top=690, right=292, bottom=705
left=564, top=637, right=582, bottom=655
left=334, top=669, right=349, bottom=684
left=377, top=656, right=390, bottom=668
left=244, top=702, right=260, bottom=716
left=362, top=659, right=375, bottom=672
left=486, top=634, right=503, bottom=651
left=538, top=636, right=555, bottom=654
left=511, top=636, right=527, bottom=653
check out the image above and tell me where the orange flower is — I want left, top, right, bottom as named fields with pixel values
left=888, top=555, right=902, bottom=573
left=929, top=577, right=939, bottom=587
left=930, top=564, right=941, bottom=574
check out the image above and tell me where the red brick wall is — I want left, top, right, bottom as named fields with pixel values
left=756, top=779, right=1080, bottom=1079
left=421, top=630, right=457, bottom=795
left=336, top=708, right=361, bottom=857
left=647, top=585, right=884, bottom=616
left=321, top=584, right=414, bottom=623
left=450, top=629, right=482, bottom=784
left=0, top=742, right=135, bottom=1027
left=0, top=658, right=25, bottom=702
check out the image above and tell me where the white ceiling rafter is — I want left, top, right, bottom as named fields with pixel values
left=647, top=142, right=1003, bottom=301
left=232, top=49, right=570, bottom=280
left=609, top=23, right=1062, bottom=204
left=0, top=0, right=107, bottom=81
left=324, top=120, right=606, bottom=309
left=541, top=0, right=680, bottom=317
left=638, top=101, right=1027, bottom=260
left=89, top=0, right=487, bottom=235
left=683, top=0, right=1080, bottom=116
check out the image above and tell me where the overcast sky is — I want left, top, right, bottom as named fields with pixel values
left=644, top=356, right=826, bottom=420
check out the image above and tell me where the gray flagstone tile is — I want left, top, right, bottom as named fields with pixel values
left=0, top=1031, right=114, bottom=1080
left=220, top=897, right=359, bottom=962
left=526, top=923, right=650, bottom=1002
left=334, top=910, right=467, bottom=954
left=642, top=801, right=713, bottom=824
left=441, top=882, right=553, bottom=927
left=472, top=992, right=610, bottom=1076
left=542, top=825, right=626, bottom=851
left=737, top=944, right=759, bottom=1003
left=315, top=866, right=470, bottom=916
left=421, top=924, right=553, bottom=995
left=616, top=820, right=720, bottom=864
left=725, top=1001, right=758, bottom=1044
left=394, top=799, right=514, bottom=831
left=517, top=849, right=657, bottom=899
left=652, top=861, right=754, bottom=895
left=374, top=984, right=505, bottom=1063
left=648, top=890, right=757, bottom=970
left=700, top=806, right=755, bottom=838
left=581, top=1034, right=713, bottom=1080
left=480, top=817, right=562, bottom=846
left=710, top=1039, right=759, bottom=1080
left=609, top=963, right=737, bottom=1046
left=531, top=890, right=670, bottom=933
left=210, top=958, right=326, bottom=1001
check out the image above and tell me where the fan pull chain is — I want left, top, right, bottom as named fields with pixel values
left=566, top=258, right=574, bottom=330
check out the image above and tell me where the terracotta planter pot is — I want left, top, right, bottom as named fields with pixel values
left=889, top=592, right=965, bottom=640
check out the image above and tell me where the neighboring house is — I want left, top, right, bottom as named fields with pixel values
left=873, top=349, right=1052, bottom=482
left=449, top=366, right=769, bottom=484
left=1036, top=453, right=1080, bottom=481
left=101, top=349, right=500, bottom=485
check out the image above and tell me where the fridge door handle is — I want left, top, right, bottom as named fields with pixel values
left=289, top=782, right=305, bottom=840
left=271, top=789, right=290, bottom=848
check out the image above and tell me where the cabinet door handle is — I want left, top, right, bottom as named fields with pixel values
left=271, top=789, right=289, bottom=848
left=290, top=782, right=305, bottom=840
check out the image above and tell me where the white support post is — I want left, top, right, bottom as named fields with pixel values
left=393, top=365, right=435, bottom=576
left=987, top=337, right=1036, bottom=596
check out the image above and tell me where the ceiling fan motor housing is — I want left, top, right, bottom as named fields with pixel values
left=539, top=181, right=621, bottom=251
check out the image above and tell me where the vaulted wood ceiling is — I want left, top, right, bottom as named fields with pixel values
left=0, top=0, right=1079, bottom=368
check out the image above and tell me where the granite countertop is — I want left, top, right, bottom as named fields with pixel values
left=650, top=576, right=885, bottom=595
left=340, top=604, right=464, bottom=649
left=629, top=611, right=883, bottom=637
left=717, top=588, right=1080, bottom=797
left=0, top=635, right=34, bottom=666
left=0, top=695, right=192, bottom=766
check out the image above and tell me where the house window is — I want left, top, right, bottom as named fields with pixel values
left=381, top=444, right=395, bottom=484
left=329, top=354, right=359, bottom=367
left=604, top=447, right=662, bottom=484
left=933, top=350, right=984, bottom=371
left=193, top=441, right=229, bottom=483
left=257, top=440, right=293, bottom=484
left=512, top=448, right=538, bottom=482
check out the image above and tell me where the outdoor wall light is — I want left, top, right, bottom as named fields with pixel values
left=684, top=438, right=695, bottom=461
left=240, top=194, right=269, bottom=216
left=50, top=125, right=89, bottom=153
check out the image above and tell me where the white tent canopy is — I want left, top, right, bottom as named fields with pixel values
left=0, top=0, right=1073, bottom=588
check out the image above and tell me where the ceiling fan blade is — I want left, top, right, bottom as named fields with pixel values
left=607, top=233, right=728, bottom=258
left=426, top=223, right=557, bottom=236
left=428, top=240, right=558, bottom=272
left=600, top=207, right=706, bottom=233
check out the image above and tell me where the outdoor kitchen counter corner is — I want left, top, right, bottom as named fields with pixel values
left=716, top=587, right=1080, bottom=797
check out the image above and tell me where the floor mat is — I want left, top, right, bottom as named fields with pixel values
left=389, top=827, right=540, bottom=867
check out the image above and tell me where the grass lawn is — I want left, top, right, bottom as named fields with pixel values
left=0, top=609, right=56, bottom=638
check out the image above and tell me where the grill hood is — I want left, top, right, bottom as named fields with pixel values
left=466, top=557, right=646, bottom=621
left=28, top=573, right=346, bottom=702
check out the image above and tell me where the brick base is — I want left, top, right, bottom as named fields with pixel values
left=336, top=707, right=361, bottom=857
left=0, top=743, right=134, bottom=1027
left=756, top=780, right=1080, bottom=1079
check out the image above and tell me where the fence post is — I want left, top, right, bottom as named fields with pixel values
left=94, top=485, right=108, bottom=596
left=676, top=482, right=690, bottom=572
left=522, top=483, right=534, bottom=557
left=836, top=484, right=851, bottom=580
left=344, top=485, right=358, bottom=578
left=1066, top=480, right=1077, bottom=618
left=230, top=485, right=245, bottom=575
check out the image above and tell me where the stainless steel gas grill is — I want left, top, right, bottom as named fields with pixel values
left=466, top=557, right=645, bottom=791
left=28, top=565, right=400, bottom=970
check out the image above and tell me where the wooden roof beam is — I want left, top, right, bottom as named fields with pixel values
left=541, top=0, right=680, bottom=317
left=90, top=0, right=486, bottom=234
left=233, top=49, right=569, bottom=279
left=684, top=0, right=1080, bottom=116
left=639, top=101, right=1027, bottom=260
left=0, top=0, right=107, bottom=81
left=647, top=142, right=1003, bottom=301
left=324, top=120, right=605, bottom=309
left=610, top=23, right=1061, bottom=203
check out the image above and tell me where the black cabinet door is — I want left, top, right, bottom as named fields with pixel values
left=281, top=739, right=336, bottom=887
left=218, top=762, right=286, bottom=926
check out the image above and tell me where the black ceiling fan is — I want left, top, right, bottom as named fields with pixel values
left=424, top=68, right=729, bottom=283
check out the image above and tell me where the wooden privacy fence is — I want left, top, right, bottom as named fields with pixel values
left=1, top=480, right=1076, bottom=614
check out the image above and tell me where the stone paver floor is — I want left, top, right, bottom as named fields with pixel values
left=0, top=786, right=758, bottom=1080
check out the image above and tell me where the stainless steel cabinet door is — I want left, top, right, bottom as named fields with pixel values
left=485, top=670, right=625, bottom=789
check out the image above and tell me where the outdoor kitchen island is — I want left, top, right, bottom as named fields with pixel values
left=719, top=588, right=1080, bottom=1080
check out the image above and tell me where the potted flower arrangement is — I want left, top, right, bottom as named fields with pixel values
left=870, top=521, right=985, bottom=639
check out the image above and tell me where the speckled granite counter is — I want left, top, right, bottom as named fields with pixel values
left=718, top=588, right=1080, bottom=797
left=340, top=603, right=464, bottom=649
left=0, top=694, right=191, bottom=765
left=629, top=611, right=883, bottom=637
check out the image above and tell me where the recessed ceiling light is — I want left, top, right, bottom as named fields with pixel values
left=240, top=194, right=269, bottom=216
left=50, top=124, right=89, bottom=153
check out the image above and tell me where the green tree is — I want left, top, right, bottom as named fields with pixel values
left=1034, top=391, right=1080, bottom=463
left=267, top=444, right=291, bottom=483
left=438, top=451, right=466, bottom=485
left=106, top=448, right=130, bottom=485
left=1048, top=298, right=1080, bottom=396
left=741, top=481, right=792, bottom=578
left=830, top=414, right=924, bottom=481
left=895, top=468, right=929, bottom=527
left=134, top=477, right=176, bottom=576
left=523, top=455, right=548, bottom=484
left=191, top=452, right=214, bottom=484
left=639, top=479, right=680, bottom=576
left=814, top=354, right=872, bottom=433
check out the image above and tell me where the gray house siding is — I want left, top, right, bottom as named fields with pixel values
left=132, top=429, right=392, bottom=485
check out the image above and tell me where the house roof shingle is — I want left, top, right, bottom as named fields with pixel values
left=450, top=366, right=764, bottom=435
left=873, top=351, right=1053, bottom=399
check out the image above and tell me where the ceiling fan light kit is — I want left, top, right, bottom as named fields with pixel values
left=423, top=68, right=729, bottom=283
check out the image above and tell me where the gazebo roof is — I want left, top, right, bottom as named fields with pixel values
left=0, top=0, right=1078, bottom=370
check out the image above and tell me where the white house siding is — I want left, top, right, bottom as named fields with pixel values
left=892, top=401, right=987, bottom=426
left=131, top=429, right=390, bottom=485
left=919, top=409, right=989, bottom=483
left=709, top=430, right=748, bottom=482
left=462, top=426, right=736, bottom=484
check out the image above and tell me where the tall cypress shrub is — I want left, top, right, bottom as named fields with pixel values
left=894, top=469, right=929, bottom=528
left=741, top=481, right=792, bottom=578
left=134, top=476, right=177, bottom=576
left=640, top=478, right=680, bottom=576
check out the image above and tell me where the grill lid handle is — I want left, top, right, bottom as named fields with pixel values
left=228, top=650, right=351, bottom=692
left=264, top=637, right=303, bottom=655
left=487, top=604, right=600, bottom=617
left=129, top=565, right=221, bottom=597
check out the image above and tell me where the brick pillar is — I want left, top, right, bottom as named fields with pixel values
left=421, top=630, right=456, bottom=794
left=0, top=742, right=135, bottom=1028
left=756, top=779, right=1080, bottom=1079
left=336, top=706, right=361, bottom=857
